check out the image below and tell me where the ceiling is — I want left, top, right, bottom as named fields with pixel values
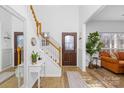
left=90, top=5, right=124, bottom=21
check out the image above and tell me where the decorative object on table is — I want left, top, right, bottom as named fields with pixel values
left=38, top=56, right=42, bottom=60
left=31, top=37, right=37, bottom=46
left=31, top=51, right=39, bottom=64
left=86, top=31, right=104, bottom=69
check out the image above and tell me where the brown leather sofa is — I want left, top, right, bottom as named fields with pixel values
left=100, top=51, right=124, bottom=73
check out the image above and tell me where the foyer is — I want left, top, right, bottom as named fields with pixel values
left=0, top=5, right=124, bottom=88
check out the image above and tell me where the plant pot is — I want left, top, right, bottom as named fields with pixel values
left=88, top=62, right=94, bottom=69
left=32, top=58, right=37, bottom=64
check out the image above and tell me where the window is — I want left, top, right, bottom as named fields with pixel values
left=65, top=35, right=74, bottom=50
left=100, top=32, right=124, bottom=52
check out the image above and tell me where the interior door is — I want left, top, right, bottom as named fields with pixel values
left=62, top=32, right=77, bottom=66
left=14, top=32, right=24, bottom=66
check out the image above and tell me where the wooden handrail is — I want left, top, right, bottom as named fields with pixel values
left=39, top=32, right=60, bottom=51
left=38, top=19, right=61, bottom=52
left=30, top=5, right=39, bottom=36
left=30, top=5, right=38, bottom=24
left=30, top=5, right=61, bottom=52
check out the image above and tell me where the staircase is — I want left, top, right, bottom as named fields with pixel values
left=30, top=5, right=62, bottom=77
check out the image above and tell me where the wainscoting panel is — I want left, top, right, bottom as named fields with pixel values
left=2, top=49, right=12, bottom=69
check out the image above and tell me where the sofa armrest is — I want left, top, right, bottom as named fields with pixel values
left=101, top=56, right=119, bottom=64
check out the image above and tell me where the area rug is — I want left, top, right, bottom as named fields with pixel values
left=81, top=72, right=105, bottom=88
left=87, top=68, right=119, bottom=88
left=0, top=72, right=15, bottom=84
left=67, top=71, right=89, bottom=88
left=93, top=68, right=120, bottom=87
left=94, top=68, right=120, bottom=81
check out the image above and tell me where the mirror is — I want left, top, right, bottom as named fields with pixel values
left=0, top=6, right=25, bottom=88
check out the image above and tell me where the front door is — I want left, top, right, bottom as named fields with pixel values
left=14, top=32, right=24, bottom=66
left=62, top=32, right=77, bottom=66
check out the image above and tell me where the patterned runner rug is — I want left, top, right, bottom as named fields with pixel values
left=67, top=71, right=89, bottom=88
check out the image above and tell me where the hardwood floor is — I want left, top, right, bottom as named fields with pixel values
left=0, top=76, right=18, bottom=88
left=0, top=67, right=22, bottom=88
left=0, top=66, right=124, bottom=88
left=33, top=66, right=124, bottom=88
left=33, top=66, right=80, bottom=88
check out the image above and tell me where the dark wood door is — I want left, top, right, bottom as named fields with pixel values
left=62, top=32, right=77, bottom=66
left=14, top=32, right=23, bottom=66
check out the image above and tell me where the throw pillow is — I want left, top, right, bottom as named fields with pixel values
left=113, top=52, right=119, bottom=60
left=99, top=51, right=110, bottom=57
left=110, top=52, right=117, bottom=60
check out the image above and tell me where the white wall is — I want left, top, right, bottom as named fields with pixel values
left=86, top=21, right=124, bottom=34
left=0, top=7, right=13, bottom=70
left=35, top=5, right=79, bottom=45
left=78, top=5, right=102, bottom=71
left=0, top=7, right=12, bottom=49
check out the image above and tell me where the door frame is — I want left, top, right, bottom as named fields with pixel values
left=14, top=32, right=24, bottom=66
left=62, top=32, right=77, bottom=66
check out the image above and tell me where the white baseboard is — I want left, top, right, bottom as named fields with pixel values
left=41, top=74, right=61, bottom=77
left=0, top=65, right=13, bottom=72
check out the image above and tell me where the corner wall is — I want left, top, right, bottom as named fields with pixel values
left=78, top=5, right=102, bottom=71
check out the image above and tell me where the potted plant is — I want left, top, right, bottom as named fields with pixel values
left=31, top=51, right=39, bottom=64
left=86, top=31, right=104, bottom=68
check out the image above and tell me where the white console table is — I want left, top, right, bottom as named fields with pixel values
left=15, top=63, right=24, bottom=88
left=28, top=61, right=44, bottom=88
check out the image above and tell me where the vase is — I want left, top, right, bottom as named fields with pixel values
left=32, top=58, right=37, bottom=64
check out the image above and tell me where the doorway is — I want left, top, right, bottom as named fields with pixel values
left=14, top=32, right=24, bottom=66
left=62, top=32, right=77, bottom=66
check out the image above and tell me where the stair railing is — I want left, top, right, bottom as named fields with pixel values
left=30, top=5, right=62, bottom=66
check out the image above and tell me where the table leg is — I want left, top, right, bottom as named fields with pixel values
left=38, top=72, right=40, bottom=88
